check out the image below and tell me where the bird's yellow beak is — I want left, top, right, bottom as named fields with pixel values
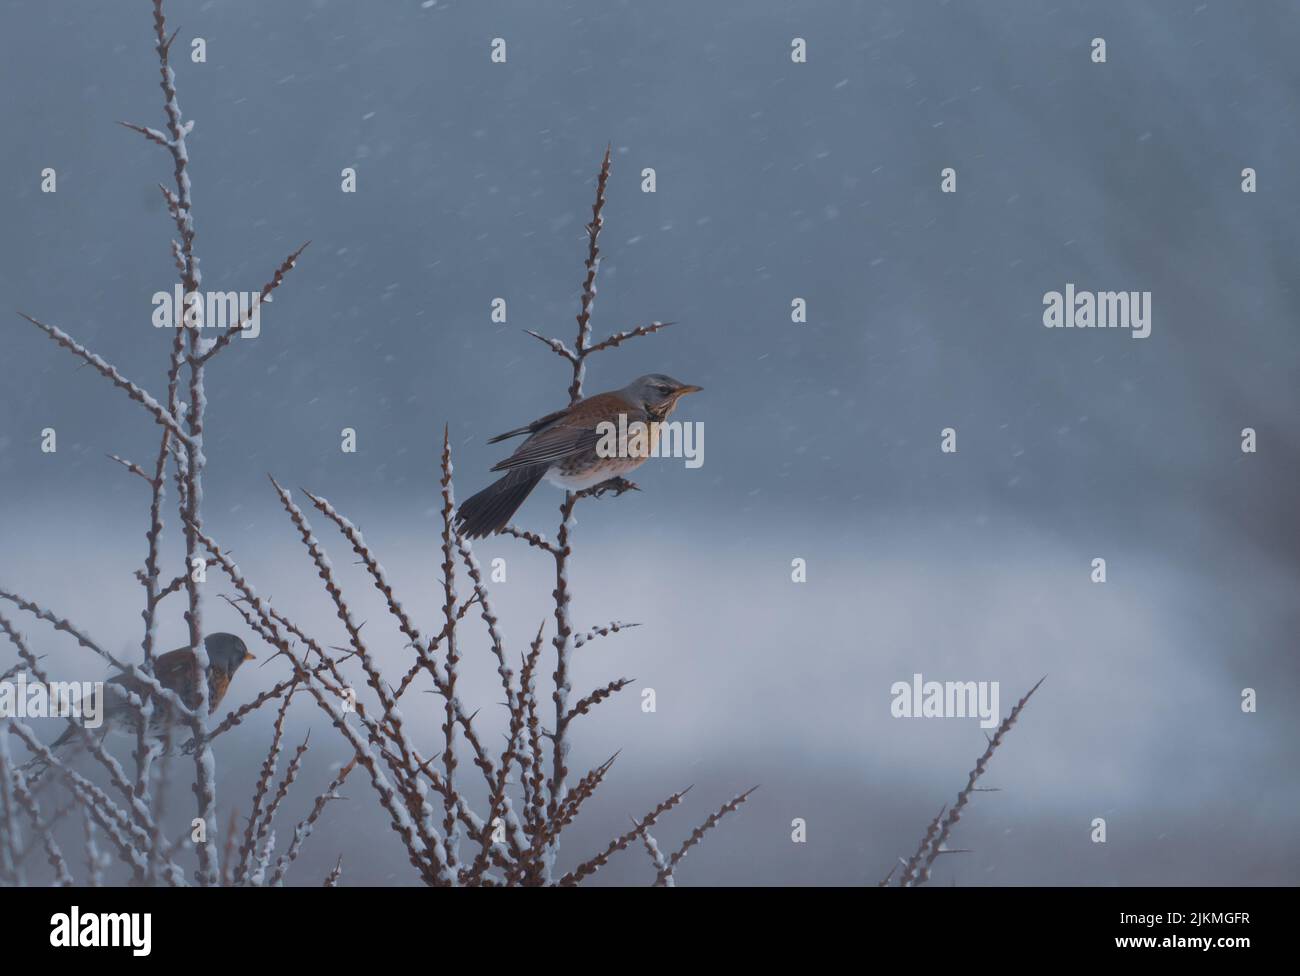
left=244, top=650, right=256, bottom=662
left=677, top=384, right=703, bottom=395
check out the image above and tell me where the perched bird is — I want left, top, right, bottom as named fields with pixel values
left=29, top=633, right=254, bottom=769
left=456, top=373, right=702, bottom=538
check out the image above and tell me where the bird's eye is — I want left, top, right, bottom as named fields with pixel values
left=656, top=385, right=672, bottom=394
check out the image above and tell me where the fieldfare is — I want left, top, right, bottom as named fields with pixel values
left=27, top=633, right=254, bottom=771
left=456, top=373, right=702, bottom=538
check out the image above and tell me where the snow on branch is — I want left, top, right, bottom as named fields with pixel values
left=15, top=313, right=194, bottom=447
left=889, top=678, right=1045, bottom=887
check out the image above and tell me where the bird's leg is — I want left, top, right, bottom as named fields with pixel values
left=580, top=476, right=641, bottom=499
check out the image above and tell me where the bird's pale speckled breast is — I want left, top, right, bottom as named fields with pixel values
left=547, top=449, right=645, bottom=489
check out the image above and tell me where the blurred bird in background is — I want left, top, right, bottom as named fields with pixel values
left=22, top=632, right=254, bottom=774
left=457, top=373, right=702, bottom=538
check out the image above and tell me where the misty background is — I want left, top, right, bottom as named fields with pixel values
left=2, top=0, right=1298, bottom=884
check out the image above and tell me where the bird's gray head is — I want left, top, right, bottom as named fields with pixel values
left=206, top=633, right=254, bottom=673
left=620, top=374, right=703, bottom=417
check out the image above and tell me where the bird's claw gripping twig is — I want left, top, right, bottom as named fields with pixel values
left=580, top=477, right=641, bottom=499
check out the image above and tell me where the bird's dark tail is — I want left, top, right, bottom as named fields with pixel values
left=456, top=465, right=547, bottom=539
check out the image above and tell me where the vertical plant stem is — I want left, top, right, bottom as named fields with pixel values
left=438, top=428, right=461, bottom=870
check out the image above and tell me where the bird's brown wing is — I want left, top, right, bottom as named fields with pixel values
left=490, top=423, right=603, bottom=471
left=489, top=392, right=642, bottom=471
left=153, top=647, right=198, bottom=687
left=487, top=405, right=573, bottom=444
left=108, top=646, right=195, bottom=699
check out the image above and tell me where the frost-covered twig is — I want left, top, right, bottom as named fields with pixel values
left=7, top=765, right=74, bottom=886
left=573, top=620, right=640, bottom=649
left=585, top=320, right=675, bottom=355
left=107, top=453, right=154, bottom=484
left=437, top=433, right=462, bottom=867
left=896, top=677, right=1045, bottom=887
left=897, top=805, right=946, bottom=887
left=547, top=492, right=577, bottom=845
left=559, top=786, right=691, bottom=886
left=519, top=147, right=672, bottom=406
left=519, top=623, right=549, bottom=844
left=269, top=761, right=356, bottom=887
left=0, top=589, right=126, bottom=673
left=561, top=677, right=635, bottom=729
left=654, top=787, right=757, bottom=887
left=0, top=732, right=23, bottom=884
left=13, top=313, right=194, bottom=448
left=499, top=524, right=557, bottom=555
left=640, top=827, right=673, bottom=887
left=83, top=812, right=109, bottom=887
left=569, top=143, right=611, bottom=402
left=195, top=241, right=310, bottom=364
left=324, top=854, right=344, bottom=888
left=232, top=686, right=296, bottom=885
